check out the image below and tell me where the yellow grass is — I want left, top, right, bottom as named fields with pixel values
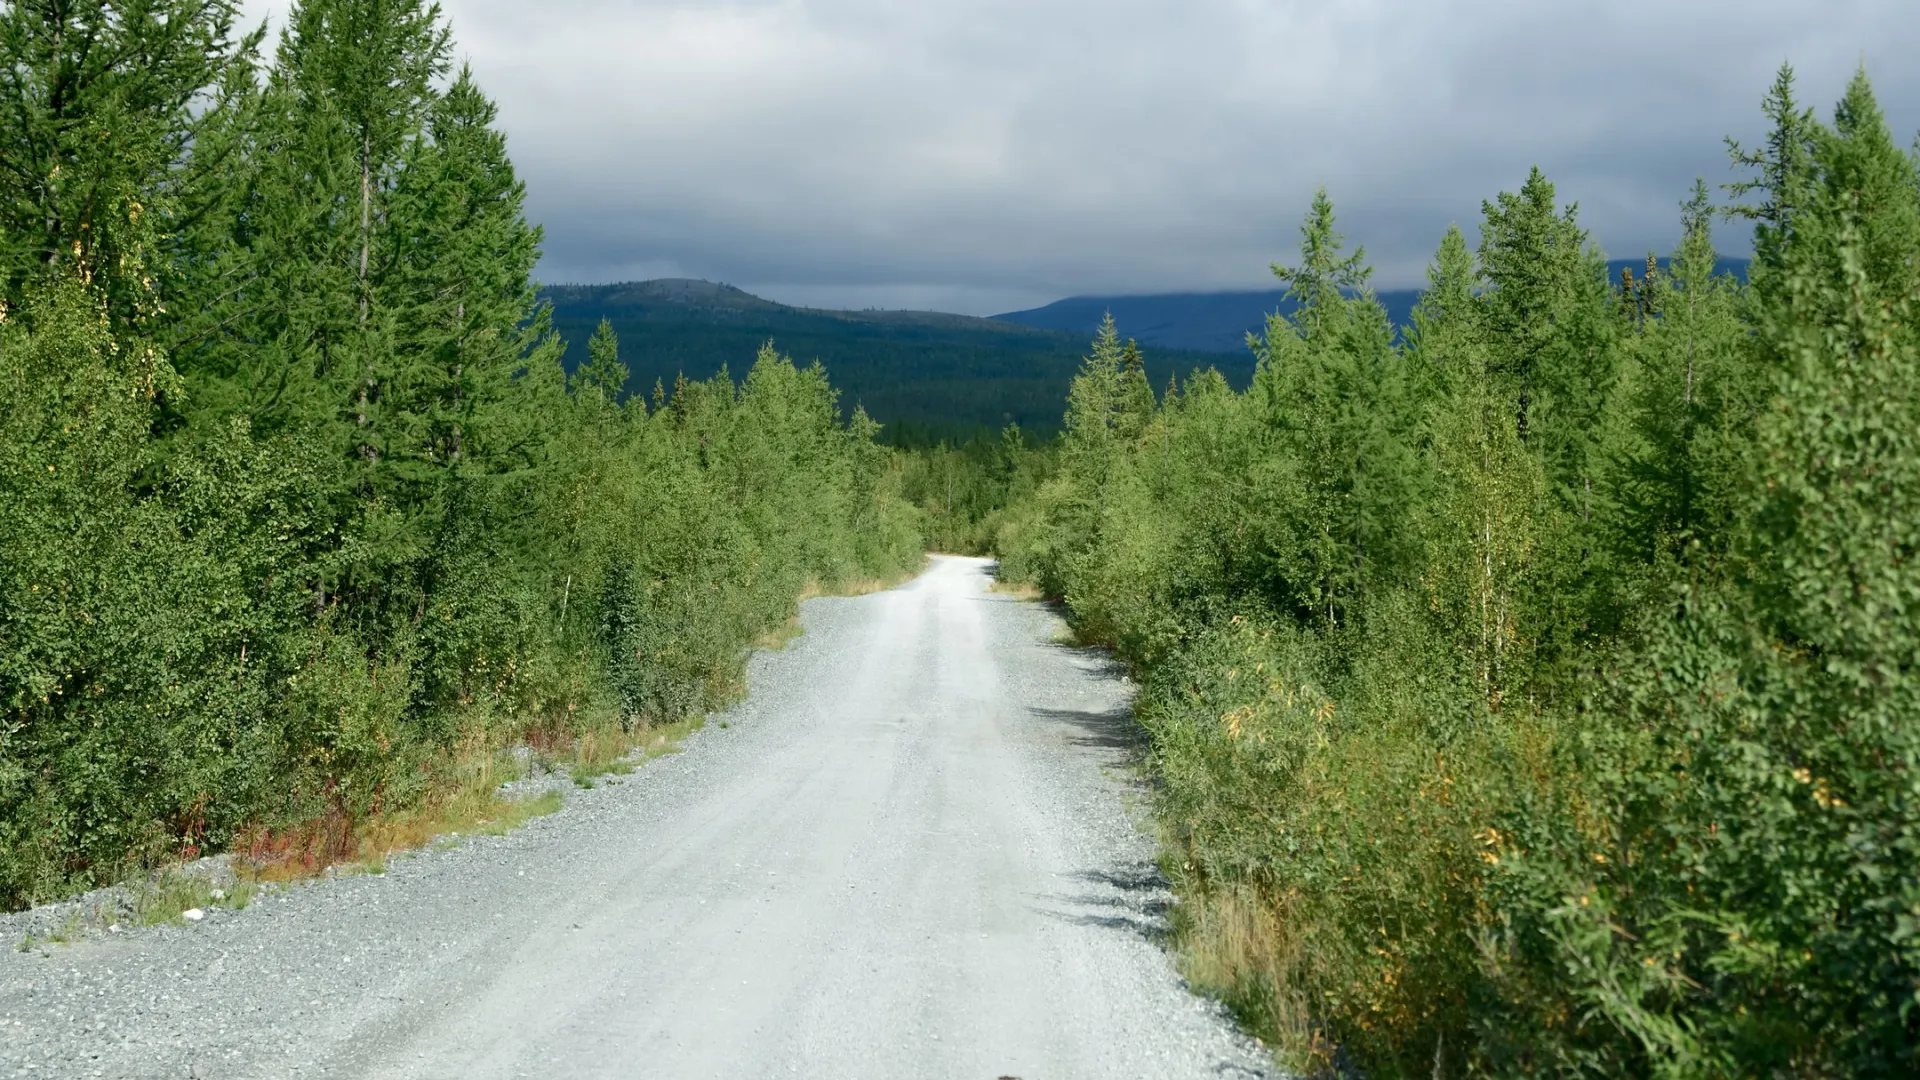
left=988, top=578, right=1045, bottom=601
left=752, top=616, right=806, bottom=651
left=801, top=557, right=930, bottom=601
left=1172, top=882, right=1329, bottom=1074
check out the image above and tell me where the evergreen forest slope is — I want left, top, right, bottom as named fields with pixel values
left=994, top=259, right=1750, bottom=353
left=541, top=280, right=1243, bottom=442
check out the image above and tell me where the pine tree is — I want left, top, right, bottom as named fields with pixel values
left=1064, top=313, right=1126, bottom=459
left=1727, top=63, right=1819, bottom=289
left=1475, top=167, right=1618, bottom=466
left=278, top=0, right=448, bottom=321
left=198, top=0, right=452, bottom=456
left=1114, top=339, right=1156, bottom=442
left=0, top=0, right=261, bottom=323
left=383, top=64, right=559, bottom=478
left=1403, top=223, right=1478, bottom=411
left=1270, top=187, right=1371, bottom=341
left=1609, top=180, right=1750, bottom=564
left=1248, top=190, right=1407, bottom=627
left=577, top=318, right=630, bottom=404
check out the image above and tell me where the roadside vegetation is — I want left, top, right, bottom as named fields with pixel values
left=899, top=424, right=1052, bottom=555
left=0, top=0, right=923, bottom=910
left=994, top=67, right=1920, bottom=1077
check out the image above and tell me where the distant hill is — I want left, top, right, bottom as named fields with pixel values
left=996, top=289, right=1418, bottom=352
left=542, top=258, right=1750, bottom=441
left=994, top=258, right=1751, bottom=354
left=539, top=279, right=1247, bottom=443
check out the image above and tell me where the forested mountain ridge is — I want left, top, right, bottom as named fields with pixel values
left=996, top=258, right=1751, bottom=352
left=541, top=279, right=1244, bottom=442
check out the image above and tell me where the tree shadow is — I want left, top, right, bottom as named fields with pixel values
left=1026, top=703, right=1147, bottom=754
left=1032, top=861, right=1174, bottom=944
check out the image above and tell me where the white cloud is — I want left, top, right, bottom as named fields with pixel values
left=241, top=0, right=1920, bottom=313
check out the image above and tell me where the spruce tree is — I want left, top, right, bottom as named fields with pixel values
left=1609, top=181, right=1749, bottom=564
left=576, top=318, right=630, bottom=404
left=1114, top=339, right=1156, bottom=442
left=383, top=64, right=558, bottom=478
left=1727, top=63, right=1819, bottom=291
left=0, top=0, right=261, bottom=323
left=1249, top=190, right=1406, bottom=627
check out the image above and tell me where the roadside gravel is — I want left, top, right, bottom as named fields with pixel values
left=0, top=556, right=1278, bottom=1079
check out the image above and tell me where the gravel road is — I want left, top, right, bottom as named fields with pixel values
left=1, top=556, right=1276, bottom=1079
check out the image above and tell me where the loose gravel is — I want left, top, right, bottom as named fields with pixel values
left=0, top=556, right=1279, bottom=1079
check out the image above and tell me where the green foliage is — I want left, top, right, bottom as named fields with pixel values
left=0, top=0, right=263, bottom=322
left=1000, top=66, right=1920, bottom=1077
left=899, top=423, right=1050, bottom=554
left=539, top=280, right=1243, bottom=439
left=0, top=0, right=922, bottom=908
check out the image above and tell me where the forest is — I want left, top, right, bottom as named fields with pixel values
left=0, top=0, right=922, bottom=909
left=989, top=66, right=1920, bottom=1077
left=540, top=278, right=1238, bottom=444
left=6, top=1, right=1918, bottom=1075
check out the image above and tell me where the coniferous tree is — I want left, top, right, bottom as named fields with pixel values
left=383, top=64, right=558, bottom=478
left=1248, top=189, right=1407, bottom=627
left=1114, top=339, right=1156, bottom=442
left=576, top=318, right=630, bottom=404
left=1609, top=181, right=1750, bottom=565
left=0, top=0, right=261, bottom=322
left=1727, top=63, right=1820, bottom=292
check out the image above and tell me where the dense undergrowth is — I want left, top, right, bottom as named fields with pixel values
left=0, top=0, right=922, bottom=909
left=898, top=424, right=1052, bottom=555
left=996, top=67, right=1920, bottom=1076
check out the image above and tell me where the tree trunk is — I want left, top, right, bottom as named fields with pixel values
left=359, top=134, right=371, bottom=324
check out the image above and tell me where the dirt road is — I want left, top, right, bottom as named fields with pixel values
left=0, top=556, right=1273, bottom=1079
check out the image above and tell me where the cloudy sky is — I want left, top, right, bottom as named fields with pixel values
left=242, top=1, right=1920, bottom=315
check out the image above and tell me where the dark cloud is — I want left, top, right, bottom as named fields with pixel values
left=246, top=0, right=1920, bottom=313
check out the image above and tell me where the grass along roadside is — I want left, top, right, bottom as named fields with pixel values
left=986, top=577, right=1045, bottom=602
left=805, top=559, right=930, bottom=601
left=752, top=560, right=932, bottom=654
left=10, top=769, right=567, bottom=952
left=14, top=868, right=262, bottom=951
left=8, top=707, right=716, bottom=952
left=567, top=717, right=703, bottom=789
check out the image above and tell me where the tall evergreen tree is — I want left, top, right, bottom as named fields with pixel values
left=1727, top=63, right=1819, bottom=290
left=1609, top=181, right=1750, bottom=564
left=576, top=318, right=629, bottom=405
left=0, top=0, right=261, bottom=322
left=1249, top=190, right=1407, bottom=627
left=382, top=64, right=558, bottom=479
left=1114, top=339, right=1156, bottom=442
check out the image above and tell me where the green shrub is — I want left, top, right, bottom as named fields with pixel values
left=1002, top=67, right=1920, bottom=1078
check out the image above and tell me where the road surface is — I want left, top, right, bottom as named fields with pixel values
left=0, top=556, right=1274, bottom=1079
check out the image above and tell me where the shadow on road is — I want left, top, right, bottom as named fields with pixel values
left=1032, top=862, right=1174, bottom=944
left=1027, top=704, right=1147, bottom=752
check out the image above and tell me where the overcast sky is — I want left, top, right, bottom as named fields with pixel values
left=241, top=1, right=1920, bottom=315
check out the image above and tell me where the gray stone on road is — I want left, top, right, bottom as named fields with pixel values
left=0, top=556, right=1276, bottom=1079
